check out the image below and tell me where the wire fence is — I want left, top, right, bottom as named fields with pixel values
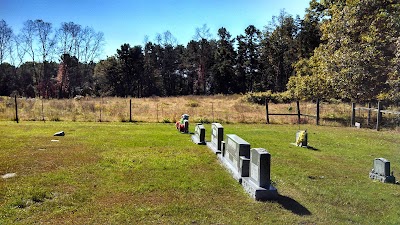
left=0, top=96, right=399, bottom=131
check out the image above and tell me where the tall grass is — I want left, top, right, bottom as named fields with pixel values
left=0, top=95, right=398, bottom=130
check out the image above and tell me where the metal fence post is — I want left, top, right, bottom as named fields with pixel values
left=376, top=101, right=382, bottom=131
left=316, top=99, right=320, bottom=126
left=351, top=103, right=356, bottom=127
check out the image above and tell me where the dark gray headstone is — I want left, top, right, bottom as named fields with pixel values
left=183, top=120, right=189, bottom=134
left=191, top=123, right=206, bottom=145
left=206, top=123, right=224, bottom=154
left=369, top=158, right=396, bottom=183
left=242, top=148, right=278, bottom=200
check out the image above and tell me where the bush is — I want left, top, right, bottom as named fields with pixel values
left=185, top=101, right=199, bottom=107
left=243, top=91, right=294, bottom=105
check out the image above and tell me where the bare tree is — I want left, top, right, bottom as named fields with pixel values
left=57, top=22, right=81, bottom=57
left=19, top=20, right=38, bottom=84
left=79, top=26, right=104, bottom=63
left=193, top=24, right=212, bottom=41
left=162, top=30, right=177, bottom=47
left=0, top=19, right=13, bottom=64
left=35, top=19, right=56, bottom=63
left=19, top=19, right=57, bottom=97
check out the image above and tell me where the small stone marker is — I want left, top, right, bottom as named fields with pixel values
left=355, top=122, right=361, bottom=129
left=53, top=131, right=65, bottom=136
left=206, top=123, right=224, bottom=154
left=241, top=148, right=278, bottom=200
left=218, top=134, right=250, bottom=182
left=2, top=173, right=17, bottom=179
left=369, top=158, right=396, bottom=183
left=191, top=123, right=206, bottom=145
left=294, top=130, right=307, bottom=147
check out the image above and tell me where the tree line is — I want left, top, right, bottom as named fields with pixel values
left=1, top=0, right=399, bottom=103
left=0, top=19, right=104, bottom=98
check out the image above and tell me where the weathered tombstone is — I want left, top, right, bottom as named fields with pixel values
left=369, top=158, right=396, bottom=183
left=191, top=123, right=206, bottom=145
left=242, top=148, right=278, bottom=200
left=294, top=130, right=307, bottom=147
left=218, top=134, right=250, bottom=182
left=206, top=123, right=224, bottom=154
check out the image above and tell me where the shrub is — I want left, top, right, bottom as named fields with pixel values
left=185, top=101, right=199, bottom=107
left=243, top=91, right=294, bottom=105
left=162, top=118, right=172, bottom=123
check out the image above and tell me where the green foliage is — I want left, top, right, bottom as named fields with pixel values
left=243, top=91, right=294, bottom=104
left=298, top=0, right=400, bottom=102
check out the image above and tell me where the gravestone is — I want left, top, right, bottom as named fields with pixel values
left=183, top=120, right=189, bottom=134
left=206, top=123, right=224, bottom=154
left=191, top=123, right=206, bottom=145
left=218, top=134, right=250, bottom=182
left=294, top=130, right=307, bottom=147
left=369, top=158, right=396, bottom=183
left=242, top=148, right=278, bottom=200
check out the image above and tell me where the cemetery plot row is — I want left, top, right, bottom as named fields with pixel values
left=190, top=122, right=278, bottom=201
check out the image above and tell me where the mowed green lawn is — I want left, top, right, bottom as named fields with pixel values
left=0, top=121, right=399, bottom=224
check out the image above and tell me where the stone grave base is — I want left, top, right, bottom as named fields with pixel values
left=217, top=154, right=242, bottom=183
left=369, top=172, right=396, bottom=183
left=290, top=143, right=308, bottom=148
left=206, top=142, right=221, bottom=154
left=191, top=135, right=206, bottom=145
left=241, top=177, right=278, bottom=201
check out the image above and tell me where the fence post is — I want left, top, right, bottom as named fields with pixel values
left=41, top=98, right=45, bottom=122
left=376, top=101, right=382, bottom=131
left=129, top=99, right=133, bottom=122
left=367, top=102, right=371, bottom=127
left=316, top=99, right=320, bottom=126
left=265, top=98, right=270, bottom=124
left=14, top=95, right=19, bottom=123
left=351, top=103, right=356, bottom=127
left=212, top=102, right=214, bottom=123
left=296, top=101, right=301, bottom=124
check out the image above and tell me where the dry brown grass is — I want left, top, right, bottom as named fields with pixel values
left=1, top=95, right=396, bottom=128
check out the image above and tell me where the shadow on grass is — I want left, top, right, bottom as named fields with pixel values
left=306, top=145, right=319, bottom=151
left=271, top=194, right=312, bottom=216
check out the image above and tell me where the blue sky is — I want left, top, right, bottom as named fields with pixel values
left=1, top=0, right=311, bottom=59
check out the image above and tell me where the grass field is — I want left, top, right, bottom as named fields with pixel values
left=0, top=121, right=399, bottom=224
